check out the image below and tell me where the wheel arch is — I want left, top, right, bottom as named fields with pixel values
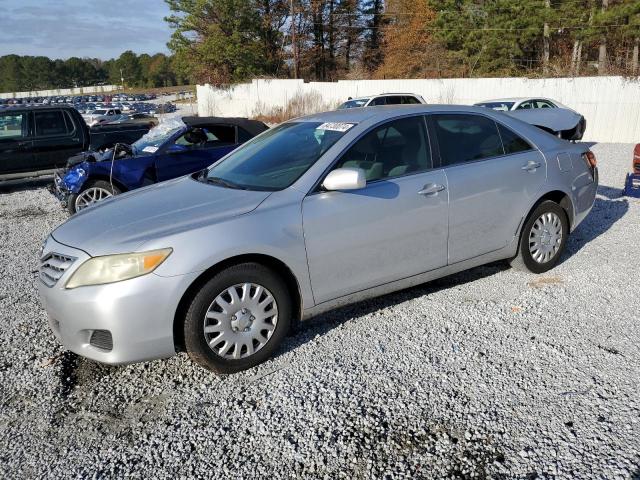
left=79, top=174, right=129, bottom=193
left=172, top=253, right=303, bottom=352
left=535, top=190, right=574, bottom=227
left=520, top=190, right=574, bottom=238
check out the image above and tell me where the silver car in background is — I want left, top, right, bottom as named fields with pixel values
left=475, top=98, right=587, bottom=141
left=38, top=105, right=598, bottom=373
left=338, top=93, right=426, bottom=109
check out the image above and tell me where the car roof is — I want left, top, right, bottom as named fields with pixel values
left=345, top=93, right=421, bottom=101
left=182, top=116, right=269, bottom=136
left=476, top=98, right=526, bottom=103
left=476, top=97, right=557, bottom=104
left=296, top=104, right=495, bottom=123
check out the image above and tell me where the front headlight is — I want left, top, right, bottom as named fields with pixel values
left=65, top=248, right=172, bottom=289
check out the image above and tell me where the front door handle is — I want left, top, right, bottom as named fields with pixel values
left=522, top=161, right=541, bottom=172
left=418, top=183, right=446, bottom=196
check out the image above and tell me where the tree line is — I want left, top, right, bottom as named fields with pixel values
left=0, top=51, right=187, bottom=93
left=165, top=0, right=640, bottom=84
left=3, top=0, right=638, bottom=93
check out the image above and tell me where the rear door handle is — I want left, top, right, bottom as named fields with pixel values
left=418, top=183, right=445, bottom=196
left=522, top=161, right=541, bottom=172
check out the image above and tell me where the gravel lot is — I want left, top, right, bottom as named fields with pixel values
left=0, top=143, right=638, bottom=479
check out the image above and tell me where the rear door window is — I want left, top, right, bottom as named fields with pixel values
left=383, top=96, right=403, bottom=105
left=0, top=112, right=25, bottom=139
left=431, top=114, right=503, bottom=166
left=35, top=110, right=69, bottom=136
left=402, top=96, right=421, bottom=104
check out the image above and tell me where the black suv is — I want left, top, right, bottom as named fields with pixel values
left=0, top=105, right=150, bottom=182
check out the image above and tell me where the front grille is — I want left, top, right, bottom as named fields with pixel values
left=39, top=253, right=76, bottom=287
left=90, top=330, right=113, bottom=351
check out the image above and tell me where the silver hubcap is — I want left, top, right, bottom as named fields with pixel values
left=203, top=283, right=278, bottom=360
left=75, top=187, right=113, bottom=211
left=529, top=212, right=563, bottom=263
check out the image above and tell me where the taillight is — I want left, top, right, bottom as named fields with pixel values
left=634, top=144, right=640, bottom=174
left=583, top=151, right=597, bottom=168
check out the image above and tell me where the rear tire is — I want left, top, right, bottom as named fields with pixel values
left=510, top=200, right=569, bottom=274
left=68, top=180, right=120, bottom=214
left=183, top=263, right=292, bottom=374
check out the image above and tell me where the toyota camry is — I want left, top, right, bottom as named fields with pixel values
left=38, top=105, right=598, bottom=373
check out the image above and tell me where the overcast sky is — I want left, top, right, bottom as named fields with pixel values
left=0, top=0, right=173, bottom=59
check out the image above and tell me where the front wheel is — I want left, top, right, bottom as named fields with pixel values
left=511, top=200, right=569, bottom=274
left=183, top=263, right=292, bottom=373
left=68, top=180, right=121, bottom=214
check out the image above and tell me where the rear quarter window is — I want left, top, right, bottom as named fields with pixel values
left=432, top=114, right=503, bottom=166
left=497, top=123, right=533, bottom=154
left=237, top=127, right=253, bottom=143
left=202, top=125, right=236, bottom=144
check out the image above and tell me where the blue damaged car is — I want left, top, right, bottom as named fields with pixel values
left=53, top=116, right=269, bottom=213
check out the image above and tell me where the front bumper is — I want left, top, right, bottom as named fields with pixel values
left=37, top=237, right=200, bottom=365
left=50, top=170, right=71, bottom=205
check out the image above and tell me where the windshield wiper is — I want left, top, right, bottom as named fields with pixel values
left=205, top=176, right=245, bottom=189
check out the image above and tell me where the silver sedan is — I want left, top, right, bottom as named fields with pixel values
left=38, top=105, right=598, bottom=373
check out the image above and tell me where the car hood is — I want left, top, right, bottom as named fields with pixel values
left=52, top=176, right=272, bottom=256
left=507, top=108, right=583, bottom=135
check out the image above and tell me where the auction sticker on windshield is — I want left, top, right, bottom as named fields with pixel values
left=317, top=122, right=355, bottom=132
left=142, top=146, right=159, bottom=153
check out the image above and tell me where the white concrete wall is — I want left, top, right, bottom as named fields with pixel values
left=197, top=76, right=640, bottom=143
left=0, top=85, right=120, bottom=99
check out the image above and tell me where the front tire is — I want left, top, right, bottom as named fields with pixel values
left=68, top=180, right=120, bottom=214
left=183, top=263, right=292, bottom=373
left=511, top=200, right=569, bottom=274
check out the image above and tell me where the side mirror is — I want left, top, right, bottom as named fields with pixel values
left=323, top=168, right=366, bottom=191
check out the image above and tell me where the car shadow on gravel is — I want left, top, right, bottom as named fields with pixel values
left=563, top=183, right=628, bottom=259
left=0, top=177, right=52, bottom=194
left=283, top=262, right=510, bottom=354
left=287, top=183, right=629, bottom=355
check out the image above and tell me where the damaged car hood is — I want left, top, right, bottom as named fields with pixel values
left=507, top=108, right=585, bottom=140
left=52, top=176, right=272, bottom=256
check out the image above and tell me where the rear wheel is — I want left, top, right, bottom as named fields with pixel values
left=68, top=180, right=120, bottom=214
left=183, top=263, right=292, bottom=373
left=510, top=200, right=569, bottom=273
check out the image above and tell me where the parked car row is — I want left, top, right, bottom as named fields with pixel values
left=0, top=92, right=161, bottom=106
left=35, top=101, right=598, bottom=375
left=76, top=101, right=175, bottom=120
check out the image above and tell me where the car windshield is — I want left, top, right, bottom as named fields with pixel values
left=475, top=102, right=515, bottom=112
left=338, top=99, right=369, bottom=109
left=204, top=121, right=350, bottom=191
left=132, top=126, right=181, bottom=155
left=92, top=109, right=107, bottom=114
